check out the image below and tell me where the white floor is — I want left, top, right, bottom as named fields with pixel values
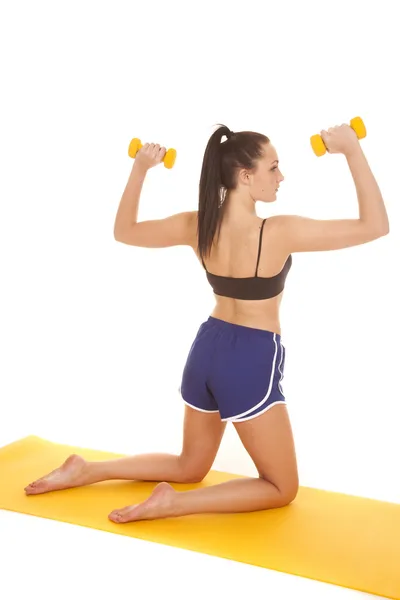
left=0, top=510, right=387, bottom=600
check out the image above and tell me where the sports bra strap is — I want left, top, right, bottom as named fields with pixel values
left=255, top=218, right=267, bottom=277
left=201, top=218, right=267, bottom=275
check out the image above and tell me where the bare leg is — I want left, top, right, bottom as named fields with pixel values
left=24, top=453, right=190, bottom=495
left=24, top=406, right=226, bottom=495
left=108, top=476, right=286, bottom=523
left=109, top=404, right=299, bottom=522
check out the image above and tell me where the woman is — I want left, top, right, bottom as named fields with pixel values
left=24, top=123, right=389, bottom=523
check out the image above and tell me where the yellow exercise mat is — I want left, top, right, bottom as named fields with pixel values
left=0, top=436, right=399, bottom=599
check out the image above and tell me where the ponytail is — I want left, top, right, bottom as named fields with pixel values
left=197, top=124, right=232, bottom=264
left=197, top=124, right=269, bottom=265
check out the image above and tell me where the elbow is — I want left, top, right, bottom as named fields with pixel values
left=379, top=218, right=390, bottom=236
left=113, top=225, right=124, bottom=242
left=372, top=223, right=389, bottom=239
left=379, top=211, right=390, bottom=236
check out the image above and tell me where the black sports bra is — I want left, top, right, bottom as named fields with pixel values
left=201, top=218, right=292, bottom=300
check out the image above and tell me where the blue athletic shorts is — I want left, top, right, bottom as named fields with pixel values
left=179, top=316, right=286, bottom=422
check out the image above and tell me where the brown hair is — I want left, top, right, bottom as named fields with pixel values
left=197, top=124, right=270, bottom=264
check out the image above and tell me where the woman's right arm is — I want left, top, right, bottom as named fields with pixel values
left=277, top=145, right=389, bottom=253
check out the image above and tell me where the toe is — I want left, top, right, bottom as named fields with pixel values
left=108, top=511, right=122, bottom=523
left=25, top=482, right=38, bottom=494
left=108, top=505, right=138, bottom=523
left=25, top=480, right=50, bottom=494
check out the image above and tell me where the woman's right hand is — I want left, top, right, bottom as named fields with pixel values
left=320, top=124, right=360, bottom=156
left=135, top=143, right=167, bottom=170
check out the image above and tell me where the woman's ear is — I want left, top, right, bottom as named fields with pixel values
left=237, top=168, right=251, bottom=186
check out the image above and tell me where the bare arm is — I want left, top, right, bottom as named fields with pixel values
left=277, top=145, right=389, bottom=253
left=114, top=162, right=147, bottom=236
left=113, top=161, right=195, bottom=248
left=346, top=144, right=389, bottom=229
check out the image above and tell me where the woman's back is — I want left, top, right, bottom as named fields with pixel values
left=191, top=213, right=291, bottom=334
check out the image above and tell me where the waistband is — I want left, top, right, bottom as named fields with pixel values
left=206, top=316, right=282, bottom=341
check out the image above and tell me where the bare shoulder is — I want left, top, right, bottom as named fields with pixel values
left=268, top=214, right=388, bottom=253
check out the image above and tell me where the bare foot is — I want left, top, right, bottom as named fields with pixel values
left=108, top=482, right=176, bottom=523
left=24, top=454, right=88, bottom=495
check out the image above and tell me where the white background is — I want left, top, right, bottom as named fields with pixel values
left=0, top=0, right=398, bottom=598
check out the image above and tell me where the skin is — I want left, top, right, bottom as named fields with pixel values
left=195, top=142, right=288, bottom=336
left=24, top=141, right=300, bottom=521
left=223, top=142, right=284, bottom=223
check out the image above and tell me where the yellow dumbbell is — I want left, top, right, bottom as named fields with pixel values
left=128, top=138, right=177, bottom=169
left=310, top=116, right=367, bottom=157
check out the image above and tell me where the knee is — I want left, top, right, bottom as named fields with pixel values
left=178, top=457, right=210, bottom=483
left=278, top=480, right=299, bottom=506
left=179, top=469, right=208, bottom=484
left=183, top=473, right=207, bottom=484
left=260, top=474, right=299, bottom=506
